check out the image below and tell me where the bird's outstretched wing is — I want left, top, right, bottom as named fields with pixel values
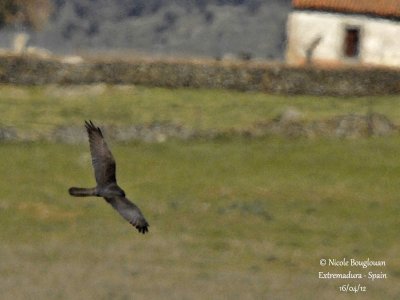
left=85, top=120, right=116, bottom=186
left=105, top=197, right=149, bottom=234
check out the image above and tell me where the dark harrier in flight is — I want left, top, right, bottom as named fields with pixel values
left=69, top=121, right=149, bottom=234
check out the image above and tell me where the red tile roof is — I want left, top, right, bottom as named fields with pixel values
left=293, top=0, right=400, bottom=18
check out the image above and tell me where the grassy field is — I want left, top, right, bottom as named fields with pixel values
left=0, top=85, right=400, bottom=299
left=0, top=84, right=400, bottom=134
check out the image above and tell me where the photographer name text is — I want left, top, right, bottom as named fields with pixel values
left=320, top=258, right=385, bottom=269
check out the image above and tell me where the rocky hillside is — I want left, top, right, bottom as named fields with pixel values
left=1, top=0, right=292, bottom=59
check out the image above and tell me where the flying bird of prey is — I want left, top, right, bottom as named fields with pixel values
left=69, top=121, right=149, bottom=234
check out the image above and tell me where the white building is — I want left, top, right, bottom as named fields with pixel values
left=286, top=0, right=400, bottom=68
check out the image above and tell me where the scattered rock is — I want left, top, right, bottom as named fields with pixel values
left=333, top=113, right=396, bottom=138
left=334, top=114, right=370, bottom=138
left=110, top=122, right=195, bottom=143
left=0, top=127, right=17, bottom=141
left=61, top=56, right=84, bottom=64
left=1, top=112, right=398, bottom=143
left=276, top=107, right=304, bottom=124
left=367, top=113, right=396, bottom=136
left=26, top=46, right=52, bottom=59
left=253, top=112, right=397, bottom=139
left=13, top=33, right=29, bottom=54
left=52, top=126, right=87, bottom=144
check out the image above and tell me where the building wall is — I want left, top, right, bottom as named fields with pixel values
left=286, top=11, right=400, bottom=67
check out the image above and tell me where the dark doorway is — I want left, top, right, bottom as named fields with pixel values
left=343, top=27, right=360, bottom=58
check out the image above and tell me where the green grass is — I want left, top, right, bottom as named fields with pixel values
left=1, top=84, right=399, bottom=298
left=0, top=84, right=400, bottom=135
left=1, top=138, right=399, bottom=299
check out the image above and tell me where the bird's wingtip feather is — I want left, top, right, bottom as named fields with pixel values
left=84, top=120, right=103, bottom=137
left=132, top=222, right=149, bottom=234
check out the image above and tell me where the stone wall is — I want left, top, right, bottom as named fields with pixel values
left=0, top=55, right=398, bottom=96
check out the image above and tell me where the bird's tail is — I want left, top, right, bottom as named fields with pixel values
left=68, top=187, right=96, bottom=197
